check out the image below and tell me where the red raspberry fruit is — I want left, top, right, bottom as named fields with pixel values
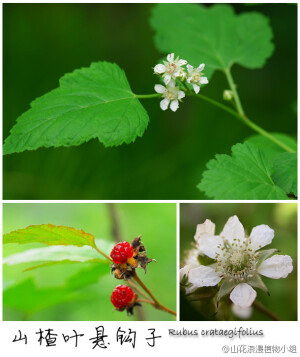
left=111, top=285, right=134, bottom=309
left=110, top=241, right=133, bottom=264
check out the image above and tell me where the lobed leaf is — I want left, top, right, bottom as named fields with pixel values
left=3, top=224, right=97, bottom=249
left=272, top=152, right=297, bottom=196
left=198, top=142, right=288, bottom=199
left=150, top=4, right=274, bottom=78
left=245, top=133, right=297, bottom=161
left=4, top=61, right=149, bottom=154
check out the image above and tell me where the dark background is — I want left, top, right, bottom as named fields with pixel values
left=3, top=4, right=297, bottom=199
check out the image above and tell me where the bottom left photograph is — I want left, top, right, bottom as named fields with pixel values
left=3, top=202, right=177, bottom=321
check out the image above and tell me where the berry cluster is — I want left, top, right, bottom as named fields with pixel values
left=110, top=237, right=154, bottom=314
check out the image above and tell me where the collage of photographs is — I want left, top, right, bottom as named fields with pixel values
left=1, top=1, right=299, bottom=355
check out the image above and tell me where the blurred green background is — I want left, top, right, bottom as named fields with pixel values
left=3, top=203, right=176, bottom=321
left=180, top=203, right=297, bottom=321
left=3, top=3, right=297, bottom=199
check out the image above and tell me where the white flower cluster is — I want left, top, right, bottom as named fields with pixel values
left=154, top=53, right=208, bottom=112
left=180, top=216, right=293, bottom=311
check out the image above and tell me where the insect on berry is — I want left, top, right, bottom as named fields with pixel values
left=110, top=241, right=134, bottom=264
left=111, top=285, right=135, bottom=309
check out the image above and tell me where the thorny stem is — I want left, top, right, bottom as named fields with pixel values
left=253, top=300, right=280, bottom=321
left=133, top=270, right=177, bottom=316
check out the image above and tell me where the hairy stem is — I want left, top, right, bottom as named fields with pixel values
left=133, top=270, right=176, bottom=316
left=253, top=300, right=280, bottom=321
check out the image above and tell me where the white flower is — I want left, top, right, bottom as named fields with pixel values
left=187, top=64, right=208, bottom=94
left=181, top=216, right=293, bottom=308
left=231, top=304, right=253, bottom=319
left=154, top=80, right=185, bottom=112
left=154, top=53, right=187, bottom=85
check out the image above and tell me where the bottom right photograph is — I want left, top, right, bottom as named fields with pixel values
left=180, top=203, right=297, bottom=321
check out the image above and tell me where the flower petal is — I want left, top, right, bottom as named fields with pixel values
left=187, top=64, right=194, bottom=72
left=178, top=59, right=187, bottom=66
left=193, top=84, right=200, bottom=94
left=163, top=74, right=172, bottom=85
left=180, top=263, right=199, bottom=281
left=189, top=265, right=222, bottom=287
left=170, top=100, right=179, bottom=112
left=231, top=304, right=252, bottom=319
left=197, top=63, right=205, bottom=71
left=200, top=77, right=208, bottom=84
left=249, top=225, right=274, bottom=251
left=167, top=53, right=174, bottom=62
left=160, top=98, right=169, bottom=111
left=221, top=215, right=245, bottom=245
left=258, top=255, right=293, bottom=279
left=154, top=84, right=167, bottom=94
left=197, top=235, right=223, bottom=259
left=178, top=91, right=185, bottom=100
left=194, top=219, right=215, bottom=242
left=187, top=77, right=191, bottom=84
left=154, top=64, right=166, bottom=74
left=230, top=283, right=257, bottom=308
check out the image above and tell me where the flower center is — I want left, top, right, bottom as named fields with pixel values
left=165, top=90, right=176, bottom=101
left=191, top=73, right=201, bottom=83
left=214, top=237, right=258, bottom=283
left=229, top=251, right=245, bottom=267
left=166, top=62, right=177, bottom=74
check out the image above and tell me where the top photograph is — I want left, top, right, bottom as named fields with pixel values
left=3, top=3, right=297, bottom=200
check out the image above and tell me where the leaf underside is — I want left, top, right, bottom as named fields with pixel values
left=4, top=61, right=149, bottom=154
left=198, top=142, right=288, bottom=200
left=150, top=4, right=274, bottom=79
left=3, top=224, right=97, bottom=249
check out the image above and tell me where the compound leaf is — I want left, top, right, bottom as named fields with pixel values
left=150, top=4, right=274, bottom=78
left=4, top=61, right=149, bottom=154
left=198, top=142, right=287, bottom=199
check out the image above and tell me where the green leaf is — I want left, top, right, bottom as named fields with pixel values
left=272, top=153, right=297, bottom=196
left=150, top=4, right=274, bottom=78
left=198, top=142, right=288, bottom=199
left=3, top=224, right=97, bottom=249
left=245, top=133, right=297, bottom=161
left=4, top=61, right=149, bottom=154
left=3, top=245, right=107, bottom=267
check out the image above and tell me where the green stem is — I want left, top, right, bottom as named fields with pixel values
left=224, top=67, right=245, bottom=116
left=194, top=94, right=296, bottom=153
left=135, top=93, right=161, bottom=99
